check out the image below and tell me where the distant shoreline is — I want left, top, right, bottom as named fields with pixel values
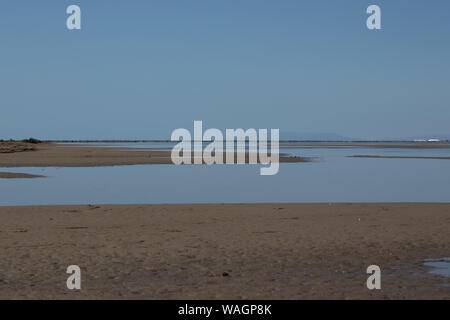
left=44, top=139, right=450, bottom=143
left=349, top=155, right=450, bottom=160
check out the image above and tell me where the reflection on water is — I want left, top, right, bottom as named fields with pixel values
left=424, top=258, right=450, bottom=279
left=1, top=142, right=450, bottom=206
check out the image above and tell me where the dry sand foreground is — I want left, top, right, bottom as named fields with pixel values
left=0, top=203, right=449, bottom=299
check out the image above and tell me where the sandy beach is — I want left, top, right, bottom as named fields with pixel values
left=3, top=0, right=450, bottom=307
left=0, top=142, right=307, bottom=171
left=1, top=141, right=449, bottom=299
left=0, top=203, right=449, bottom=299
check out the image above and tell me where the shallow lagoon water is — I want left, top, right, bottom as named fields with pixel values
left=1, top=142, right=450, bottom=206
left=424, top=258, right=450, bottom=279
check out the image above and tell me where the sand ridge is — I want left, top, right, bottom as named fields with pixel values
left=0, top=143, right=307, bottom=168
left=0, top=172, right=44, bottom=179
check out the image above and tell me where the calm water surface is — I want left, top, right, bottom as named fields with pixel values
left=1, top=142, right=450, bottom=206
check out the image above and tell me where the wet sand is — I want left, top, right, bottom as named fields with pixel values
left=0, top=172, right=44, bottom=179
left=0, top=203, right=449, bottom=299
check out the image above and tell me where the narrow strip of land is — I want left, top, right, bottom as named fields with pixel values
left=0, top=142, right=308, bottom=167
left=349, top=155, right=450, bottom=160
left=0, top=172, right=45, bottom=179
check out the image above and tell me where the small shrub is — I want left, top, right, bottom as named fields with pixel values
left=21, top=138, right=42, bottom=144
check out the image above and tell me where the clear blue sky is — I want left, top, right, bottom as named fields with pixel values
left=1, top=1, right=449, bottom=139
